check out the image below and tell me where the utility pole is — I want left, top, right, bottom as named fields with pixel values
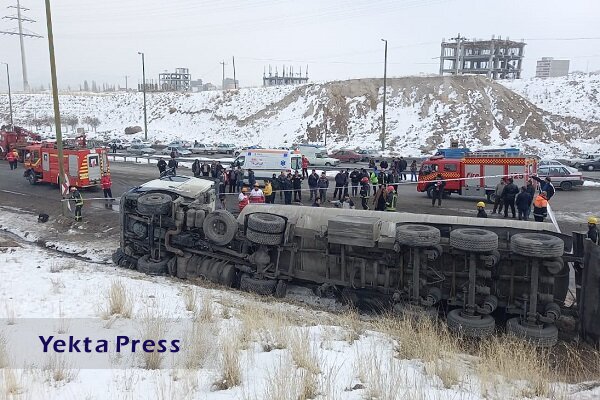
left=232, top=56, right=237, bottom=89
left=124, top=75, right=129, bottom=91
left=0, top=1, right=42, bottom=92
left=138, top=52, right=148, bottom=141
left=220, top=60, right=226, bottom=89
left=381, top=38, right=388, bottom=152
left=1, top=62, right=13, bottom=130
left=43, top=0, right=66, bottom=204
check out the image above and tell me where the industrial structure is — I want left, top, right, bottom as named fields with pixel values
left=222, top=78, right=238, bottom=90
left=439, top=35, right=525, bottom=80
left=159, top=68, right=191, bottom=92
left=263, top=65, right=309, bottom=87
left=536, top=57, right=570, bottom=78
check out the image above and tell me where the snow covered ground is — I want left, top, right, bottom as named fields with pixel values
left=1, top=207, right=600, bottom=400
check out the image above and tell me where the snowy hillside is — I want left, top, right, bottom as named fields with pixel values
left=1, top=75, right=599, bottom=157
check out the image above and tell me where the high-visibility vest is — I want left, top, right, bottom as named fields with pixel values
left=385, top=192, right=397, bottom=211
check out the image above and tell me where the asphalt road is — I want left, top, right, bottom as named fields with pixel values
left=1, top=158, right=598, bottom=237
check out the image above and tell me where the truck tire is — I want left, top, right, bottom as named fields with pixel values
left=396, top=224, right=441, bottom=247
left=510, top=233, right=564, bottom=258
left=450, top=228, right=498, bottom=253
left=506, top=317, right=558, bottom=347
left=246, top=228, right=282, bottom=246
left=446, top=309, right=495, bottom=338
left=239, top=274, right=276, bottom=295
left=543, top=257, right=564, bottom=275
left=137, top=193, right=172, bottom=216
left=26, top=171, right=37, bottom=185
left=274, top=280, right=288, bottom=298
left=112, top=248, right=125, bottom=266
left=202, top=210, right=237, bottom=246
left=137, top=255, right=171, bottom=275
left=247, top=213, right=286, bottom=234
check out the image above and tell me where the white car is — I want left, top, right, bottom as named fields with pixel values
left=109, top=139, right=130, bottom=149
left=131, top=138, right=152, bottom=147
left=128, top=144, right=156, bottom=155
left=162, top=146, right=191, bottom=157
left=216, top=143, right=237, bottom=154
left=190, top=143, right=217, bottom=154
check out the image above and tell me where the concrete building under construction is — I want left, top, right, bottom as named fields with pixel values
left=263, top=65, right=309, bottom=87
left=439, top=36, right=526, bottom=80
left=159, top=68, right=191, bottom=91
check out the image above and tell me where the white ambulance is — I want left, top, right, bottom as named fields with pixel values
left=232, top=148, right=302, bottom=181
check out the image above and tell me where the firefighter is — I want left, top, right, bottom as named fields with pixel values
left=588, top=217, right=599, bottom=245
left=385, top=185, right=397, bottom=212
left=532, top=191, right=549, bottom=222
left=301, top=155, right=309, bottom=179
left=360, top=176, right=370, bottom=210
left=70, top=186, right=84, bottom=222
left=431, top=174, right=445, bottom=207
left=157, top=158, right=167, bottom=175
left=476, top=201, right=487, bottom=218
left=238, top=187, right=249, bottom=212
left=100, top=173, right=113, bottom=209
left=6, top=148, right=16, bottom=170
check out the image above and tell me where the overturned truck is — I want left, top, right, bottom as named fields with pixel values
left=114, top=176, right=600, bottom=347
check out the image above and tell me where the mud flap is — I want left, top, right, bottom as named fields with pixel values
left=579, top=240, right=600, bottom=346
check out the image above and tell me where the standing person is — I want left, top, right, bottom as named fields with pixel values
left=301, top=155, right=309, bottom=179
left=334, top=170, right=345, bottom=201
left=525, top=179, right=536, bottom=220
left=157, top=158, right=167, bottom=175
left=263, top=179, right=274, bottom=204
left=390, top=169, right=400, bottom=193
left=292, top=171, right=303, bottom=202
left=378, top=168, right=387, bottom=186
left=277, top=171, right=287, bottom=202
left=385, top=186, right=397, bottom=212
left=410, top=160, right=418, bottom=182
left=349, top=168, right=360, bottom=196
left=532, top=175, right=555, bottom=200
left=373, top=185, right=387, bottom=211
left=217, top=169, right=226, bottom=195
left=532, top=192, right=548, bottom=222
left=6, top=148, right=16, bottom=170
left=215, top=161, right=224, bottom=178
left=283, top=174, right=293, bottom=205
left=360, top=168, right=370, bottom=195
left=341, top=194, right=355, bottom=209
left=587, top=217, right=599, bottom=244
left=201, top=161, right=211, bottom=177
left=112, top=143, right=117, bottom=153
left=502, top=178, right=519, bottom=219
left=210, top=161, right=217, bottom=178
left=170, top=149, right=177, bottom=159
left=431, top=174, right=445, bottom=207
left=192, top=159, right=201, bottom=178
left=398, top=156, right=408, bottom=181
left=100, top=173, right=113, bottom=209
left=476, top=202, right=487, bottom=218
left=360, top=177, right=370, bottom=210
left=249, top=183, right=265, bottom=203
left=380, top=159, right=388, bottom=171
left=70, top=186, right=84, bottom=222
left=343, top=169, right=350, bottom=197
left=308, top=169, right=319, bottom=201
left=270, top=173, right=280, bottom=203
left=11, top=149, right=19, bottom=169
left=237, top=167, right=245, bottom=192
left=491, top=178, right=505, bottom=214
left=368, top=158, right=375, bottom=169
left=167, top=155, right=178, bottom=174
left=248, top=169, right=256, bottom=188
left=238, top=187, right=250, bottom=212
left=227, top=168, right=237, bottom=194
left=317, top=172, right=329, bottom=202
left=515, top=186, right=532, bottom=221
left=370, top=169, right=379, bottom=194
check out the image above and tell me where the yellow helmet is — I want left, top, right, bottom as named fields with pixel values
left=589, top=216, right=598, bottom=225
left=477, top=201, right=486, bottom=208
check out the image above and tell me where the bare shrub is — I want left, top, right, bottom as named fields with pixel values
left=49, top=277, right=65, bottom=294
left=100, top=280, right=132, bottom=319
left=213, top=335, right=242, bottom=390
left=289, top=329, right=320, bottom=375
left=43, top=355, right=79, bottom=383
left=181, top=287, right=197, bottom=313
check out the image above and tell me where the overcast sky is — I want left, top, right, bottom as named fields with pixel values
left=0, top=0, right=598, bottom=91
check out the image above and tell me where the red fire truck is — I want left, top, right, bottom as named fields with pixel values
left=0, top=126, right=41, bottom=158
left=417, top=151, right=538, bottom=202
left=22, top=142, right=110, bottom=188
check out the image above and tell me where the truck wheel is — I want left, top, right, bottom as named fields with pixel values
left=137, top=193, right=172, bottom=216
left=510, top=233, right=564, bottom=258
left=395, top=224, right=440, bottom=247
left=543, top=257, right=564, bottom=275
left=112, top=248, right=125, bottom=266
left=27, top=172, right=37, bottom=185
left=274, top=280, right=288, bottom=298
left=247, top=213, right=286, bottom=234
left=239, top=274, right=276, bottom=295
left=446, top=309, right=495, bottom=338
left=137, top=255, right=171, bottom=275
left=450, top=228, right=498, bottom=253
left=506, top=317, right=558, bottom=347
left=246, top=228, right=282, bottom=246
left=559, top=181, right=572, bottom=191
left=202, top=210, right=237, bottom=246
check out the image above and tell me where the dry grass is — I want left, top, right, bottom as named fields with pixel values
left=154, top=370, right=200, bottom=400
left=43, top=355, right=79, bottom=383
left=140, top=313, right=167, bottom=370
left=355, top=349, right=406, bottom=400
left=1, top=369, right=22, bottom=396
left=182, top=318, right=216, bottom=369
left=181, top=287, right=198, bottom=313
left=336, top=309, right=364, bottom=344
left=198, top=295, right=215, bottom=322
left=0, top=335, right=7, bottom=369
left=100, top=280, right=133, bottom=319
left=49, top=277, right=65, bottom=294
left=213, top=336, right=242, bottom=390
left=263, top=356, right=319, bottom=400
left=49, top=260, right=76, bottom=273
left=289, top=329, right=320, bottom=375
left=4, top=302, right=15, bottom=325
left=236, top=303, right=291, bottom=352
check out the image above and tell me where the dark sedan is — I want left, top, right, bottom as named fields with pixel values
left=580, top=158, right=600, bottom=171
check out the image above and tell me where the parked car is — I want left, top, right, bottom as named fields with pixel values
left=216, top=143, right=236, bottom=154
left=330, top=150, right=362, bottom=163
left=569, top=153, right=600, bottom=168
left=162, top=146, right=191, bottom=157
left=168, top=140, right=191, bottom=149
left=537, top=165, right=584, bottom=191
left=109, top=139, right=130, bottom=150
left=579, top=157, right=600, bottom=172
left=357, top=149, right=383, bottom=162
left=190, top=143, right=217, bottom=155
left=234, top=145, right=263, bottom=156
left=128, top=144, right=156, bottom=155
left=131, top=138, right=152, bottom=147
